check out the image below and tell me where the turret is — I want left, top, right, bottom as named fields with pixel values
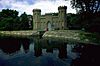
left=58, top=6, right=67, bottom=29
left=33, top=9, right=41, bottom=30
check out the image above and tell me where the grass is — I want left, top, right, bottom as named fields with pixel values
left=43, top=30, right=100, bottom=45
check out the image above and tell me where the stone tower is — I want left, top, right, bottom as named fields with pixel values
left=33, top=6, right=67, bottom=31
left=33, top=9, right=41, bottom=30
left=58, top=6, right=67, bottom=29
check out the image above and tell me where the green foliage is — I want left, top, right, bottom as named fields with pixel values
left=0, top=9, right=19, bottom=30
left=0, top=9, right=18, bottom=18
left=20, top=12, right=29, bottom=30
left=0, top=9, right=33, bottom=31
left=71, top=0, right=100, bottom=13
left=70, top=0, right=100, bottom=32
left=0, top=17, right=13, bottom=30
left=79, top=32, right=100, bottom=44
left=67, top=13, right=82, bottom=29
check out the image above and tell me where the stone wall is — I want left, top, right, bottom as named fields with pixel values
left=33, top=6, right=67, bottom=30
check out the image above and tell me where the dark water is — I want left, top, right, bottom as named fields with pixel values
left=0, top=37, right=100, bottom=66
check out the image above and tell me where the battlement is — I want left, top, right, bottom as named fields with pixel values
left=33, top=6, right=67, bottom=30
left=45, top=13, right=53, bottom=15
left=33, top=9, right=41, bottom=12
left=45, top=13, right=58, bottom=16
left=58, top=6, right=67, bottom=10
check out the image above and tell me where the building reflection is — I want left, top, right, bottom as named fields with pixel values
left=34, top=38, right=42, bottom=57
left=0, top=37, right=100, bottom=66
left=71, top=44, right=100, bottom=66
left=46, top=40, right=53, bottom=53
left=33, top=38, right=67, bottom=59
left=58, top=43, right=67, bottom=59
left=21, top=38, right=30, bottom=53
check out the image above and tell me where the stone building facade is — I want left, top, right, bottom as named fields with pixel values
left=33, top=6, right=67, bottom=31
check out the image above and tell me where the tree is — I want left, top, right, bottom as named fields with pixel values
left=0, top=9, right=33, bottom=30
left=70, top=0, right=100, bottom=32
left=71, top=0, right=100, bottom=13
left=0, top=9, right=19, bottom=31
left=67, top=13, right=82, bottom=29
left=0, top=9, right=18, bottom=18
left=20, top=12, right=29, bottom=30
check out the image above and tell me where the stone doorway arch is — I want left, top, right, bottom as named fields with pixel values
left=47, top=21, right=52, bottom=31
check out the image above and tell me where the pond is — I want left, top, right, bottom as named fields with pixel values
left=0, top=37, right=100, bottom=66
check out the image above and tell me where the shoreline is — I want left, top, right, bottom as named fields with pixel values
left=43, top=30, right=100, bottom=45
left=0, top=30, right=99, bottom=45
left=0, top=30, right=38, bottom=37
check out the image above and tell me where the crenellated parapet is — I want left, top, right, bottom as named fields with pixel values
left=33, top=9, right=41, bottom=30
left=58, top=6, right=67, bottom=10
left=58, top=6, right=67, bottom=29
left=32, top=6, right=68, bottom=30
left=33, top=9, right=41, bottom=12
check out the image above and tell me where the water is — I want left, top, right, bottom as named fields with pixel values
left=0, top=37, right=100, bottom=66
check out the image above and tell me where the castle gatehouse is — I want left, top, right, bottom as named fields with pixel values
left=33, top=6, right=67, bottom=31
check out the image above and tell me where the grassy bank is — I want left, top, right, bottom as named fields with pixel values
left=43, top=30, right=100, bottom=45
left=0, top=30, right=39, bottom=38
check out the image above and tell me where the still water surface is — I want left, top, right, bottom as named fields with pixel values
left=0, top=37, right=100, bottom=66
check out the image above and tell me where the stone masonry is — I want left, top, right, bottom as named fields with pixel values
left=33, top=6, right=67, bottom=31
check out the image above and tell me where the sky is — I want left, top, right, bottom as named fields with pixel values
left=0, top=0, right=76, bottom=15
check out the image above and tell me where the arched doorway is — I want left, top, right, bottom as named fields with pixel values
left=47, top=21, right=52, bottom=31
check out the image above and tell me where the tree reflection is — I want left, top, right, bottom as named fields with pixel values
left=0, top=39, right=21, bottom=54
left=33, top=38, right=67, bottom=59
left=71, top=44, right=100, bottom=66
left=0, top=38, right=30, bottom=54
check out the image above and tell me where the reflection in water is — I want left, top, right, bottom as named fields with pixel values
left=34, top=39, right=42, bottom=57
left=71, top=44, right=100, bottom=66
left=0, top=37, right=100, bottom=66
left=33, top=38, right=67, bottom=59
left=58, top=43, right=67, bottom=59
left=46, top=40, right=53, bottom=53
left=0, top=39, right=21, bottom=54
left=0, top=38, right=30, bottom=54
left=21, top=38, right=30, bottom=53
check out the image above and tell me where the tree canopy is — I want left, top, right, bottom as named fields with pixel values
left=20, top=12, right=30, bottom=30
left=70, top=0, right=100, bottom=32
left=71, top=0, right=100, bottom=13
left=0, top=9, right=33, bottom=31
